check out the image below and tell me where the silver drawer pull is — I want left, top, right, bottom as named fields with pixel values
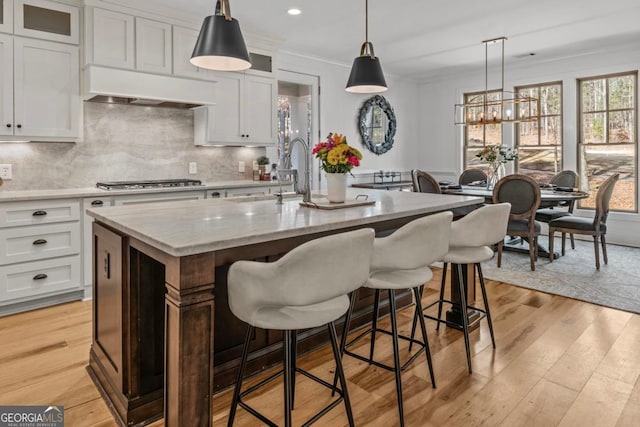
left=32, top=210, right=48, bottom=216
left=33, top=273, right=48, bottom=281
left=91, top=200, right=104, bottom=206
left=32, top=239, right=48, bottom=245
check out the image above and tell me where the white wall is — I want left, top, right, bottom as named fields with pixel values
left=418, top=41, right=640, bottom=247
left=276, top=51, right=421, bottom=188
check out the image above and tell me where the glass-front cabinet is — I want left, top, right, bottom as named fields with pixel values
left=14, top=0, right=79, bottom=44
left=0, top=0, right=14, bottom=34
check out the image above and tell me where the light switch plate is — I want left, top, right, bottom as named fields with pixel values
left=189, top=162, right=197, bottom=174
left=238, top=161, right=245, bottom=172
left=0, top=164, right=12, bottom=180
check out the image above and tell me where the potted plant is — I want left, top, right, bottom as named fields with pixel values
left=256, top=156, right=270, bottom=181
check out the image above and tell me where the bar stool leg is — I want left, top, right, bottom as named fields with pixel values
left=332, top=291, right=357, bottom=396
left=290, top=330, right=297, bottom=410
left=328, top=321, right=355, bottom=427
left=228, top=325, right=253, bottom=427
left=408, top=284, right=423, bottom=352
left=456, top=264, right=473, bottom=374
left=388, top=289, right=405, bottom=427
left=436, top=263, right=448, bottom=331
left=283, top=330, right=293, bottom=427
left=369, top=289, right=381, bottom=362
left=476, top=263, right=495, bottom=348
left=413, top=286, right=436, bottom=387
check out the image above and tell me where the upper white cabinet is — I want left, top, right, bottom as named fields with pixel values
left=90, top=8, right=134, bottom=69
left=0, top=0, right=14, bottom=34
left=195, top=73, right=277, bottom=146
left=0, top=32, right=79, bottom=139
left=172, top=25, right=207, bottom=79
left=135, top=17, right=171, bottom=74
left=14, top=0, right=79, bottom=44
left=13, top=37, right=79, bottom=137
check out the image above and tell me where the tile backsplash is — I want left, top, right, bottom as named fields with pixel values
left=0, top=102, right=266, bottom=191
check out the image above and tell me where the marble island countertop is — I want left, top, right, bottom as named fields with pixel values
left=87, top=188, right=483, bottom=257
left=0, top=180, right=288, bottom=202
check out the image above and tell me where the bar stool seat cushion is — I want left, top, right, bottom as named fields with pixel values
left=367, top=266, right=433, bottom=290
left=442, top=246, right=494, bottom=264
left=249, top=296, right=350, bottom=330
left=549, top=216, right=607, bottom=232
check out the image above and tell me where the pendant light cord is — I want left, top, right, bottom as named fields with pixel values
left=215, top=0, right=232, bottom=21
left=365, top=0, right=369, bottom=43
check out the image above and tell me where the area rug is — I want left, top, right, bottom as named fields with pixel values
left=480, top=236, right=640, bottom=314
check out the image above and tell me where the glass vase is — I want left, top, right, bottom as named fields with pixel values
left=486, top=163, right=506, bottom=189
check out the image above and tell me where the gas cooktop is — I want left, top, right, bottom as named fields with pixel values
left=96, top=179, right=203, bottom=190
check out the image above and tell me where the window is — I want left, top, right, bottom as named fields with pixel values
left=578, top=72, right=637, bottom=212
left=515, top=82, right=562, bottom=182
left=463, top=90, right=502, bottom=169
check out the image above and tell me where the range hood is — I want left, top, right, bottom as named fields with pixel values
left=83, top=65, right=216, bottom=109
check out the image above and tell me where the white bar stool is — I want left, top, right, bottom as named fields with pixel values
left=227, top=228, right=375, bottom=427
left=338, top=212, right=453, bottom=427
left=413, top=203, right=511, bottom=373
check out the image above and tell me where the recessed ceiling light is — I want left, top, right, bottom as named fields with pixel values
left=288, top=8, right=301, bottom=16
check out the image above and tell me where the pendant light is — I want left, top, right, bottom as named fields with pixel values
left=191, top=0, right=251, bottom=71
left=346, top=0, right=387, bottom=93
left=454, top=37, right=538, bottom=125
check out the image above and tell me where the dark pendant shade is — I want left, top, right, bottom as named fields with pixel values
left=190, top=14, right=251, bottom=71
left=346, top=55, right=388, bottom=93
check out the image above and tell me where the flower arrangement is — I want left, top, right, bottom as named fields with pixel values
left=312, top=132, right=363, bottom=174
left=476, top=144, right=518, bottom=165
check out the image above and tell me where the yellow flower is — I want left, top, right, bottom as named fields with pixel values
left=327, top=149, right=341, bottom=165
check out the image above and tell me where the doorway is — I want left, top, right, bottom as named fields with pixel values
left=273, top=70, right=320, bottom=191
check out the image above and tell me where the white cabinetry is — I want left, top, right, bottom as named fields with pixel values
left=89, top=8, right=134, bottom=69
left=14, top=0, right=79, bottom=44
left=0, top=0, right=14, bottom=33
left=172, top=25, right=206, bottom=79
left=0, top=33, right=13, bottom=136
left=135, top=17, right=171, bottom=74
left=0, top=199, right=82, bottom=315
left=194, top=73, right=277, bottom=146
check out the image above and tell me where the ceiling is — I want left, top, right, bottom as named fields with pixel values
left=144, top=0, right=640, bottom=81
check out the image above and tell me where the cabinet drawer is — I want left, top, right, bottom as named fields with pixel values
left=0, top=199, right=80, bottom=227
left=0, top=255, right=81, bottom=303
left=0, top=222, right=80, bottom=265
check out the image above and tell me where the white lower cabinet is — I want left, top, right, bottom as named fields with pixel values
left=0, top=199, right=82, bottom=315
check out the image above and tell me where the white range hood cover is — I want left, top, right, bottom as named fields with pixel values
left=83, top=65, right=216, bottom=106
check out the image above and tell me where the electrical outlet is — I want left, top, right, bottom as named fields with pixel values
left=189, top=162, right=197, bottom=174
left=238, top=161, right=245, bottom=172
left=0, top=164, right=12, bottom=180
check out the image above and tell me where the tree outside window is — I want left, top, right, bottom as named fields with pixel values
left=578, top=72, right=637, bottom=212
left=463, top=90, right=502, bottom=169
left=515, top=82, right=563, bottom=182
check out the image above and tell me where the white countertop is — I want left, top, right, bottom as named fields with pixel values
left=0, top=180, right=285, bottom=202
left=87, top=188, right=483, bottom=257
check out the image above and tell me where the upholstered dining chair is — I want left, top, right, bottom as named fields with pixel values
left=227, top=228, right=375, bottom=427
left=492, top=174, right=542, bottom=271
left=535, top=170, right=579, bottom=250
left=411, top=169, right=441, bottom=193
left=458, top=168, right=488, bottom=185
left=549, top=174, right=619, bottom=270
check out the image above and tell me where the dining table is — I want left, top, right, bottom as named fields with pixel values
left=440, top=184, right=590, bottom=259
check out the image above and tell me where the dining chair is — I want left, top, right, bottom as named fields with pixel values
left=535, top=170, right=579, bottom=250
left=338, top=212, right=452, bottom=427
left=458, top=168, right=488, bottom=185
left=227, top=228, right=375, bottom=427
left=411, top=169, right=441, bottom=193
left=492, top=174, right=542, bottom=271
left=549, top=174, right=619, bottom=270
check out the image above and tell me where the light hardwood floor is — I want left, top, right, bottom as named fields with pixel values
left=1, top=269, right=639, bottom=427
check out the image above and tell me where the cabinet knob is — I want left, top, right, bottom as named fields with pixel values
left=32, top=239, right=48, bottom=245
left=16, top=124, right=22, bottom=129
left=91, top=200, right=104, bottom=206
left=32, top=210, right=48, bottom=216
left=33, top=273, right=48, bottom=281
left=6, top=124, right=11, bottom=128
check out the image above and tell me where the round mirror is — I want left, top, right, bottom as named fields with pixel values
left=358, top=95, right=396, bottom=155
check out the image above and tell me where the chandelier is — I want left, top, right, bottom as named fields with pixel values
left=455, top=37, right=538, bottom=126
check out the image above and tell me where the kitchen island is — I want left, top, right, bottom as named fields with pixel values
left=86, top=189, right=483, bottom=427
